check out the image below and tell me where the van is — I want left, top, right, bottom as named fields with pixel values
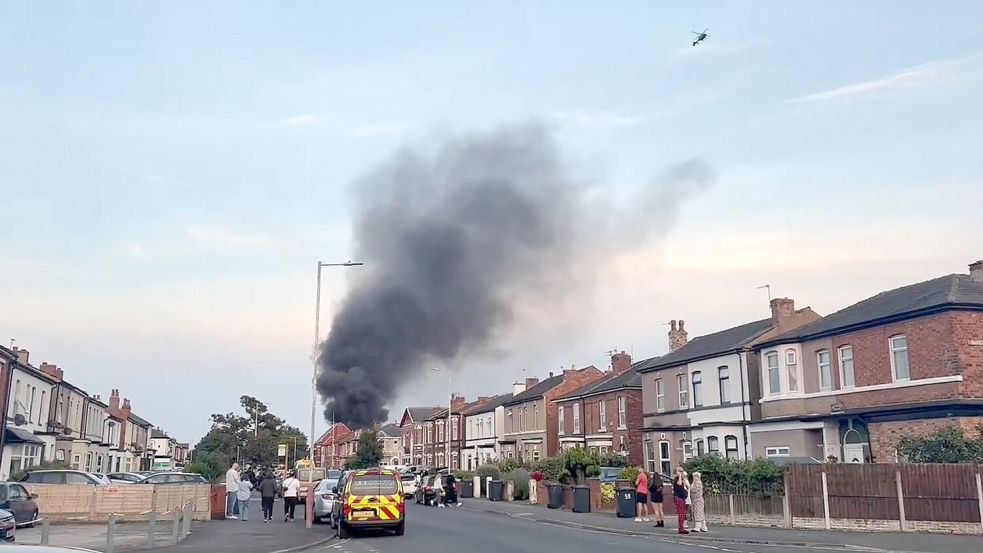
left=335, top=468, right=404, bottom=538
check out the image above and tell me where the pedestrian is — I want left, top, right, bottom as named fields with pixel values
left=649, top=472, right=665, bottom=527
left=243, top=464, right=257, bottom=486
left=690, top=471, right=707, bottom=532
left=237, top=473, right=253, bottom=522
left=258, top=471, right=277, bottom=523
left=225, top=462, right=240, bottom=519
left=672, top=466, right=690, bottom=534
left=633, top=467, right=651, bottom=522
left=282, top=470, right=301, bottom=522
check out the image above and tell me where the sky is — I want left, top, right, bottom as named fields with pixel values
left=2, top=1, right=982, bottom=447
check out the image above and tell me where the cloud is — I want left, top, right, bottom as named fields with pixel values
left=185, top=225, right=278, bottom=249
left=550, top=90, right=730, bottom=131
left=352, top=123, right=407, bottom=138
left=549, top=109, right=655, bottom=129
left=283, top=113, right=325, bottom=126
left=788, top=54, right=983, bottom=104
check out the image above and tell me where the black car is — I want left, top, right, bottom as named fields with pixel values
left=414, top=474, right=442, bottom=506
left=0, top=482, right=38, bottom=527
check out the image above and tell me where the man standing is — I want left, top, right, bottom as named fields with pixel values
left=226, top=462, right=240, bottom=519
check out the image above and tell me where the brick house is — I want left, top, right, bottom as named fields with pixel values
left=314, top=422, right=351, bottom=468
left=426, top=395, right=469, bottom=470
left=638, top=299, right=820, bottom=475
left=501, top=366, right=605, bottom=462
left=750, top=261, right=983, bottom=463
left=397, top=407, right=441, bottom=468
left=554, top=352, right=644, bottom=464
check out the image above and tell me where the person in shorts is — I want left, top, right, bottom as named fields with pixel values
left=634, top=467, right=652, bottom=522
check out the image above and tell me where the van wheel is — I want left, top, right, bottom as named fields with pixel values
left=338, top=521, right=349, bottom=539
left=394, top=521, right=405, bottom=536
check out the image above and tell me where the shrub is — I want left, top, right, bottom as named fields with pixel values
left=563, top=447, right=600, bottom=483
left=531, top=456, right=569, bottom=484
left=476, top=464, right=502, bottom=494
left=454, top=470, right=474, bottom=481
left=599, top=483, right=616, bottom=503
left=598, top=452, right=629, bottom=468
left=618, top=466, right=640, bottom=482
left=682, top=455, right=785, bottom=495
left=497, top=457, right=525, bottom=473
left=585, top=465, right=601, bottom=478
left=508, top=468, right=530, bottom=500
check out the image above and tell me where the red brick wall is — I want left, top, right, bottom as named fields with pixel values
left=951, top=311, right=983, bottom=398
left=544, top=368, right=604, bottom=456
left=868, top=416, right=983, bottom=461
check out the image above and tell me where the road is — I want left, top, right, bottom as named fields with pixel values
left=307, top=503, right=857, bottom=553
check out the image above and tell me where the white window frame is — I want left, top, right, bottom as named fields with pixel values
left=707, top=435, right=719, bottom=454
left=677, top=374, right=689, bottom=409
left=691, top=371, right=703, bottom=408
left=695, top=438, right=705, bottom=456
left=659, top=441, right=671, bottom=475
left=765, top=446, right=791, bottom=458
left=839, top=346, right=855, bottom=388
left=573, top=403, right=581, bottom=434
left=890, top=335, right=910, bottom=381
left=724, top=435, right=739, bottom=460
left=785, top=349, right=798, bottom=392
left=617, top=396, right=627, bottom=429
left=598, top=399, right=607, bottom=431
left=558, top=406, right=565, bottom=435
left=655, top=379, right=665, bottom=412
left=718, top=366, right=730, bottom=404
left=682, top=440, right=693, bottom=461
left=766, top=351, right=781, bottom=395
left=817, top=350, right=833, bottom=391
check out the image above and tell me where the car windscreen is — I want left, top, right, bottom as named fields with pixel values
left=297, top=469, right=326, bottom=481
left=350, top=475, right=399, bottom=496
left=316, top=479, right=338, bottom=492
left=400, top=474, right=415, bottom=482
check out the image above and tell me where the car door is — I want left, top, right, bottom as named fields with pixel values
left=5, top=484, right=29, bottom=524
left=65, top=472, right=94, bottom=486
left=12, top=484, right=36, bottom=523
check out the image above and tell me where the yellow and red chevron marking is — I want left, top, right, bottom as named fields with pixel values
left=377, top=505, right=399, bottom=519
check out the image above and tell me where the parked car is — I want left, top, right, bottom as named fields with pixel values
left=18, top=470, right=107, bottom=486
left=106, top=472, right=144, bottom=484
left=0, top=509, right=14, bottom=542
left=296, top=467, right=327, bottom=505
left=313, top=478, right=339, bottom=524
left=0, top=483, right=38, bottom=527
left=135, top=472, right=207, bottom=485
left=400, top=473, right=418, bottom=498
left=333, top=468, right=404, bottom=538
left=414, top=474, right=441, bottom=505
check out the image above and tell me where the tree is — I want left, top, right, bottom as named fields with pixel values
left=193, top=396, right=310, bottom=468
left=896, top=424, right=983, bottom=464
left=344, top=429, right=382, bottom=470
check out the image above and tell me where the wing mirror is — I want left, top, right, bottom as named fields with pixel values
left=31, top=493, right=39, bottom=499
left=331, top=486, right=338, bottom=494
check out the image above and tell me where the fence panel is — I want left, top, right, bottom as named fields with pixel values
left=901, top=464, right=981, bottom=523
left=788, top=464, right=824, bottom=518
left=824, top=464, right=899, bottom=520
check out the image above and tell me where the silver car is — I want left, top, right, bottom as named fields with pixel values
left=313, top=478, right=339, bottom=523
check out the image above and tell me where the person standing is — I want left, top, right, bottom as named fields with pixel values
left=258, top=471, right=277, bottom=523
left=225, top=462, right=240, bottom=519
left=237, top=473, right=254, bottom=522
left=672, top=466, right=690, bottom=534
left=649, top=472, right=665, bottom=527
left=634, top=468, right=651, bottom=522
left=282, top=470, right=301, bottom=521
left=690, top=472, right=707, bottom=532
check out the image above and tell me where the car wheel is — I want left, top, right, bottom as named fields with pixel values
left=26, top=511, right=38, bottom=529
left=394, top=520, right=405, bottom=536
left=338, top=521, right=349, bottom=539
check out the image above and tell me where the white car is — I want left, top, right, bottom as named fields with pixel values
left=400, top=473, right=418, bottom=498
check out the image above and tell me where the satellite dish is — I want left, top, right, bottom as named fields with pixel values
left=13, top=414, right=26, bottom=426
left=63, top=427, right=73, bottom=435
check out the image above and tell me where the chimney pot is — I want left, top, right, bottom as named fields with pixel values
left=770, top=298, right=796, bottom=326
left=970, top=260, right=983, bottom=283
left=668, top=319, right=689, bottom=352
left=611, top=351, right=633, bottom=374
left=15, top=349, right=29, bottom=365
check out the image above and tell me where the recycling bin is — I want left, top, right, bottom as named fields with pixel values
left=547, top=484, right=564, bottom=509
left=489, top=480, right=504, bottom=501
left=573, top=485, right=591, bottom=513
left=616, top=487, right=636, bottom=518
left=460, top=479, right=474, bottom=498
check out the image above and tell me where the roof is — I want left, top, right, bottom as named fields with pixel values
left=4, top=426, right=44, bottom=445
left=555, top=369, right=641, bottom=401
left=636, top=317, right=775, bottom=373
left=405, top=407, right=442, bottom=424
left=503, top=374, right=564, bottom=406
left=761, top=274, right=983, bottom=346
left=128, top=413, right=153, bottom=427
left=462, top=393, right=514, bottom=415
left=378, top=423, right=401, bottom=437
left=150, top=428, right=169, bottom=439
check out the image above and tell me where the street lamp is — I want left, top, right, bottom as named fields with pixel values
left=431, top=367, right=452, bottom=470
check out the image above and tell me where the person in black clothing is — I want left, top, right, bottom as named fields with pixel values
left=649, top=473, right=665, bottom=527
left=258, top=471, right=278, bottom=523
left=442, top=473, right=459, bottom=507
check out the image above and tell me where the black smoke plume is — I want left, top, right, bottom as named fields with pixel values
left=316, top=123, right=712, bottom=428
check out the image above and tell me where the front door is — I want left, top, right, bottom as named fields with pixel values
left=843, top=444, right=865, bottom=463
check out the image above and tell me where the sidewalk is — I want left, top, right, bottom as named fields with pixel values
left=460, top=497, right=983, bottom=553
left=15, top=522, right=177, bottom=552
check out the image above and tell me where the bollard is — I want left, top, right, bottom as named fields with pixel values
left=182, top=504, right=192, bottom=537
left=474, top=475, right=482, bottom=499
left=172, top=511, right=181, bottom=544
left=728, top=494, right=735, bottom=525
left=506, top=481, right=514, bottom=502
left=528, top=478, right=537, bottom=505
left=107, top=514, right=118, bottom=553
left=148, top=511, right=157, bottom=548
left=41, top=518, right=50, bottom=545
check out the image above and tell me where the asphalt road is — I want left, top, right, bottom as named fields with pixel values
left=305, top=503, right=861, bottom=553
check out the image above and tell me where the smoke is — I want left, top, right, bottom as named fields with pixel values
left=317, top=123, right=714, bottom=428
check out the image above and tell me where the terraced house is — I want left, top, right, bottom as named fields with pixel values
left=397, top=406, right=441, bottom=467
left=750, top=260, right=983, bottom=463
left=638, top=299, right=820, bottom=475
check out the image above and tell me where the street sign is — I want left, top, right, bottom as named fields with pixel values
left=278, top=444, right=287, bottom=457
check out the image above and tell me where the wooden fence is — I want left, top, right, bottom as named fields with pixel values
left=23, top=483, right=213, bottom=523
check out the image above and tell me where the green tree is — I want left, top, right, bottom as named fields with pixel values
left=344, top=429, right=382, bottom=470
left=562, top=447, right=600, bottom=484
left=192, top=396, right=310, bottom=468
left=896, top=424, right=983, bottom=463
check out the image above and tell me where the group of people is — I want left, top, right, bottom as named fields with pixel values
left=224, top=462, right=304, bottom=523
left=633, top=466, right=707, bottom=535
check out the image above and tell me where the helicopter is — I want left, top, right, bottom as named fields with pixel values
left=692, top=28, right=709, bottom=46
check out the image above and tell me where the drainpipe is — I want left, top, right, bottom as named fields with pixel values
left=738, top=349, right=750, bottom=460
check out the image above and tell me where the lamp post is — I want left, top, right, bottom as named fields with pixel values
left=309, top=260, right=363, bottom=529
left=431, top=367, right=452, bottom=470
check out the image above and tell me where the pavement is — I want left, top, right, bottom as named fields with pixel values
left=15, top=522, right=175, bottom=551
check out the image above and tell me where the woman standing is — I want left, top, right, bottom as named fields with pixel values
left=634, top=468, right=651, bottom=522
left=672, top=466, right=690, bottom=534
left=648, top=472, right=665, bottom=527
left=258, top=471, right=278, bottom=523
left=690, top=472, right=707, bottom=532
left=237, top=473, right=254, bottom=522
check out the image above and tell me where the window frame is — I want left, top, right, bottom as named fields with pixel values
left=655, top=379, right=665, bottom=412
left=573, top=403, right=581, bottom=434
left=598, top=399, right=607, bottom=431
left=695, top=438, right=705, bottom=456
left=617, top=396, right=627, bottom=429
left=558, top=405, right=565, bottom=435
left=677, top=374, right=689, bottom=409
left=785, top=349, right=799, bottom=393
left=890, top=335, right=910, bottom=381
left=691, top=371, right=703, bottom=408
left=765, top=446, right=791, bottom=458
left=718, top=366, right=730, bottom=404
left=839, top=345, right=855, bottom=388
left=817, top=349, right=833, bottom=391
left=724, top=435, right=739, bottom=460
left=766, top=351, right=781, bottom=395
left=706, top=436, right=719, bottom=454
left=659, top=441, right=671, bottom=475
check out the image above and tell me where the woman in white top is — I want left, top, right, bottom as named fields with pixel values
left=237, top=474, right=254, bottom=522
left=282, top=471, right=301, bottom=522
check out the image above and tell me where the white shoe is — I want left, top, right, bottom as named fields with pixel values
left=228, top=515, right=238, bottom=520
left=642, top=518, right=651, bottom=522
left=634, top=517, right=642, bottom=522
left=456, top=502, right=462, bottom=507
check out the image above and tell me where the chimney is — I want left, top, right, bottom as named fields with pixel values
left=40, top=362, right=64, bottom=381
left=669, top=320, right=688, bottom=352
left=13, top=348, right=29, bottom=365
left=611, top=351, right=632, bottom=374
left=525, top=377, right=539, bottom=390
left=109, top=389, right=120, bottom=411
left=970, top=260, right=983, bottom=283
left=477, top=396, right=490, bottom=403
left=512, top=382, right=527, bottom=395
left=770, top=298, right=796, bottom=326
left=451, top=394, right=466, bottom=413
left=122, top=398, right=132, bottom=418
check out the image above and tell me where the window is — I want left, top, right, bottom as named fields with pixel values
left=677, top=374, right=689, bottom=409
left=598, top=399, right=607, bottom=431
left=655, top=379, right=665, bottom=412
left=523, top=405, right=528, bottom=430
left=817, top=350, right=833, bottom=391
left=507, top=409, right=513, bottom=432
left=718, top=366, right=730, bottom=404
left=533, top=403, right=539, bottom=427
left=29, top=387, right=36, bottom=423
left=766, top=446, right=791, bottom=458
left=890, top=335, right=910, bottom=381
left=66, top=472, right=92, bottom=485
left=681, top=440, right=693, bottom=460
left=85, top=452, right=92, bottom=471
left=573, top=403, right=581, bottom=434
left=707, top=436, right=719, bottom=454
left=692, top=372, right=703, bottom=407
left=72, top=454, right=81, bottom=470
left=696, top=438, right=705, bottom=456
left=427, top=424, right=433, bottom=443
left=532, top=449, right=541, bottom=462
left=558, top=406, right=565, bottom=435
left=724, top=435, right=739, bottom=459
left=645, top=441, right=657, bottom=473
left=10, top=444, right=41, bottom=474
left=767, top=352, right=780, bottom=394
left=658, top=441, right=671, bottom=474
left=839, top=346, right=855, bottom=388
left=617, top=396, right=627, bottom=428
left=785, top=349, right=798, bottom=392
left=451, top=417, right=459, bottom=441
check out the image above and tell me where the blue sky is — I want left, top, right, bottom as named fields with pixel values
left=2, top=2, right=982, bottom=445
